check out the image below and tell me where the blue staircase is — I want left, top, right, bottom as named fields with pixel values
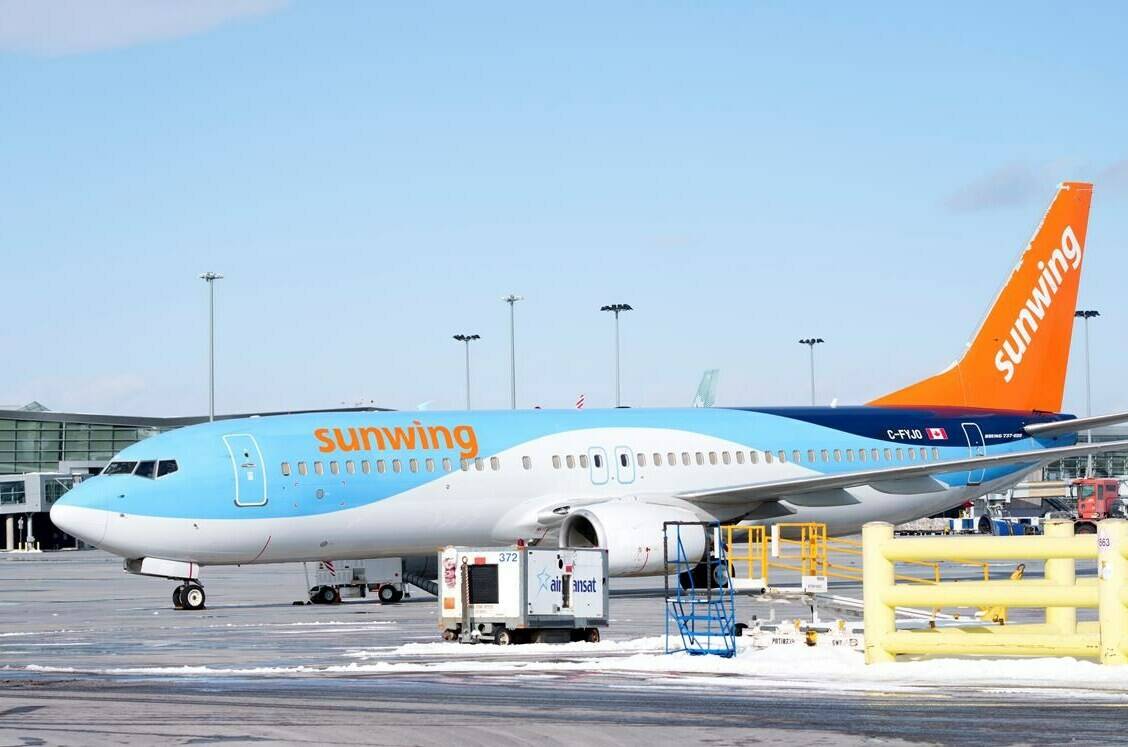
left=664, top=522, right=738, bottom=657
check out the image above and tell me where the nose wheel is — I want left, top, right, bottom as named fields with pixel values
left=173, top=582, right=206, bottom=611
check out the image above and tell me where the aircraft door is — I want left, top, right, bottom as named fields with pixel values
left=223, top=434, right=268, bottom=506
left=588, top=447, right=609, bottom=485
left=961, top=423, right=986, bottom=486
left=614, top=446, right=635, bottom=484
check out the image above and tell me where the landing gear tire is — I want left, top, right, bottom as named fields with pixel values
left=378, top=585, right=403, bottom=604
left=679, top=561, right=729, bottom=590
left=172, top=586, right=184, bottom=609
left=181, top=584, right=206, bottom=611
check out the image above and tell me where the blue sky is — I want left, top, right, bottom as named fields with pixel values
left=2, top=2, right=1126, bottom=416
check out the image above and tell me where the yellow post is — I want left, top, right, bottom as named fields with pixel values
left=1043, top=518, right=1076, bottom=635
left=863, top=521, right=896, bottom=663
left=1098, top=519, right=1128, bottom=665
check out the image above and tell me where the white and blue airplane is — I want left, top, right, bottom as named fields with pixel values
left=51, top=182, right=1128, bottom=609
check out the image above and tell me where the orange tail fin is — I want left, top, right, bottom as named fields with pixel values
left=870, top=181, right=1093, bottom=413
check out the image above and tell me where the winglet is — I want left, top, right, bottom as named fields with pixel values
left=870, top=182, right=1093, bottom=412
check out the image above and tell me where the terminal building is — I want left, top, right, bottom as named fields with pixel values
left=1, top=402, right=387, bottom=551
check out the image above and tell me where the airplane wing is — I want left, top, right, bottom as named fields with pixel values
left=1025, top=411, right=1128, bottom=437
left=677, top=438, right=1128, bottom=506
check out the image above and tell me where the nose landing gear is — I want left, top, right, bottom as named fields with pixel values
left=172, top=581, right=206, bottom=610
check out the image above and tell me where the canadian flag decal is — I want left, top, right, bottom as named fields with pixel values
left=926, top=427, right=948, bottom=440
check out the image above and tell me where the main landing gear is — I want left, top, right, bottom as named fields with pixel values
left=172, top=581, right=206, bottom=611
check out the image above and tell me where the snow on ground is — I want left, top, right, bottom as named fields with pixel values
left=9, top=635, right=1128, bottom=696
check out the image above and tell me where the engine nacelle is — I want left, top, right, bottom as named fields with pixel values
left=559, top=502, right=706, bottom=576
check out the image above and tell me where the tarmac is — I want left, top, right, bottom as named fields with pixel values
left=1, top=548, right=1125, bottom=746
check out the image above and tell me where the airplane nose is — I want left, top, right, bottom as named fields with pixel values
left=50, top=483, right=110, bottom=547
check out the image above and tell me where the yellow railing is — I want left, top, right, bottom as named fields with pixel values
left=862, top=518, right=1128, bottom=665
left=722, top=522, right=990, bottom=590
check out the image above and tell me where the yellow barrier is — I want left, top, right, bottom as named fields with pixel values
left=863, top=518, right=1128, bottom=665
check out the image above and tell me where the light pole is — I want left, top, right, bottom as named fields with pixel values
left=1075, top=310, right=1099, bottom=477
left=502, top=294, right=523, bottom=409
left=798, top=338, right=825, bottom=406
left=600, top=304, right=633, bottom=407
left=199, top=272, right=224, bottom=422
left=453, top=334, right=480, bottom=410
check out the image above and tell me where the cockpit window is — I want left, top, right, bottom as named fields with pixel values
left=157, top=460, right=179, bottom=477
left=135, top=461, right=157, bottom=479
left=103, top=461, right=137, bottom=476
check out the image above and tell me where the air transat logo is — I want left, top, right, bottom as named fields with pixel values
left=314, top=421, right=480, bottom=459
left=993, top=226, right=1082, bottom=384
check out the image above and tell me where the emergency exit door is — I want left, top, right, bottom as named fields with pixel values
left=224, top=433, right=268, bottom=506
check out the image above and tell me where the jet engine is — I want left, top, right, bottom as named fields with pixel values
left=559, top=501, right=706, bottom=576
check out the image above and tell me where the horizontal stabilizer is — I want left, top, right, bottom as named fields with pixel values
left=1025, top=410, right=1128, bottom=437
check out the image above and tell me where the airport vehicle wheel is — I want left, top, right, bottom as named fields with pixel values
left=182, top=585, right=206, bottom=610
left=734, top=623, right=748, bottom=638
left=378, top=585, right=398, bottom=604
left=172, top=586, right=184, bottom=609
left=441, top=629, right=458, bottom=641
left=978, top=516, right=993, bottom=535
left=319, top=586, right=340, bottom=604
left=1076, top=521, right=1097, bottom=535
left=495, top=628, right=513, bottom=646
left=584, top=627, right=600, bottom=643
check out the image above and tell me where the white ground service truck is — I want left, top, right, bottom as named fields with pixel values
left=304, top=558, right=404, bottom=604
left=439, top=546, right=609, bottom=645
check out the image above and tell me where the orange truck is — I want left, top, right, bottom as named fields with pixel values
left=1070, top=478, right=1124, bottom=534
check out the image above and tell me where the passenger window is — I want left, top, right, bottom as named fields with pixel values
left=425, top=458, right=435, bottom=472
left=907, top=449, right=916, bottom=461
left=920, top=448, right=928, bottom=461
left=764, top=451, right=773, bottom=464
left=522, top=456, right=532, bottom=470
left=750, top=451, right=759, bottom=464
left=314, top=461, right=324, bottom=476
left=884, top=448, right=893, bottom=461
left=330, top=461, right=340, bottom=475
left=653, top=452, right=662, bottom=466
left=821, top=449, right=829, bottom=463
left=895, top=449, right=903, bottom=461
left=735, top=451, right=745, bottom=465
left=793, top=450, right=801, bottom=463
left=460, top=459, right=470, bottom=471
left=442, top=457, right=453, bottom=472
left=859, top=449, right=867, bottom=463
left=846, top=450, right=854, bottom=463
left=833, top=449, right=842, bottom=463
left=807, top=450, right=816, bottom=463
left=409, top=458, right=418, bottom=473
left=474, top=458, right=485, bottom=472
left=637, top=453, right=647, bottom=467
left=281, top=462, right=291, bottom=476
left=135, top=461, right=157, bottom=479
left=722, top=451, right=731, bottom=465
left=566, top=455, right=576, bottom=469
left=490, top=456, right=500, bottom=471
left=298, top=462, right=308, bottom=476
left=157, top=460, right=179, bottom=477
left=392, top=459, right=402, bottom=473
left=872, top=449, right=880, bottom=461
left=377, top=460, right=386, bottom=474
left=778, top=450, right=787, bottom=463
left=552, top=455, right=562, bottom=469
left=346, top=461, right=356, bottom=475
left=932, top=447, right=940, bottom=460
left=708, top=452, right=717, bottom=466
left=682, top=452, right=691, bottom=466
left=579, top=454, right=589, bottom=468
left=695, top=452, right=704, bottom=466
left=362, top=461, right=371, bottom=474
